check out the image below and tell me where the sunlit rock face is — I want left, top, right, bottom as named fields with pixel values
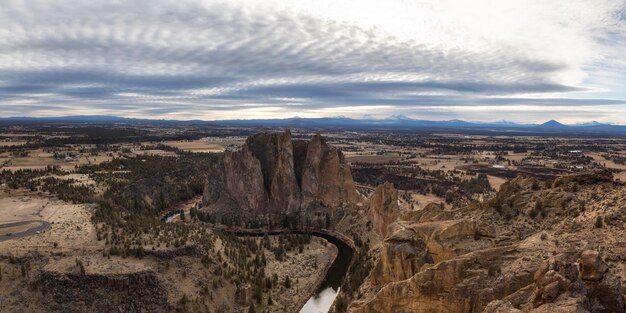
left=202, top=130, right=360, bottom=214
left=350, top=170, right=626, bottom=313
left=300, top=133, right=361, bottom=208
left=367, top=182, right=400, bottom=237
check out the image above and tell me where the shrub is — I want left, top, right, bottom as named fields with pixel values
left=531, top=181, right=540, bottom=191
left=594, top=216, right=603, bottom=228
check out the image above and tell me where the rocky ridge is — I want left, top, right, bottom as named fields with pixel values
left=348, top=170, right=625, bottom=313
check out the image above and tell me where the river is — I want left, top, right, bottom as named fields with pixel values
left=229, top=229, right=354, bottom=313
left=164, top=214, right=354, bottom=313
left=298, top=231, right=353, bottom=313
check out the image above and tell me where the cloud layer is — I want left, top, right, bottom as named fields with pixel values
left=1, top=0, right=625, bottom=123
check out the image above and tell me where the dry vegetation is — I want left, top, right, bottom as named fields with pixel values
left=0, top=123, right=624, bottom=313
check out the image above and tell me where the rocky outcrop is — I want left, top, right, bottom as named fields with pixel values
left=371, top=228, right=432, bottom=285
left=299, top=133, right=360, bottom=208
left=246, top=131, right=301, bottom=212
left=529, top=254, right=587, bottom=309
left=349, top=169, right=625, bottom=313
left=203, top=144, right=267, bottom=212
left=483, top=250, right=624, bottom=313
left=34, top=271, right=168, bottom=312
left=353, top=246, right=535, bottom=313
left=576, top=251, right=624, bottom=313
left=554, top=169, right=614, bottom=187
left=369, top=218, right=493, bottom=288
left=578, top=250, right=608, bottom=281
left=224, top=145, right=267, bottom=211
left=367, top=182, right=400, bottom=237
left=203, top=131, right=361, bottom=214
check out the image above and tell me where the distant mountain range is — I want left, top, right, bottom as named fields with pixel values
left=1, top=115, right=625, bottom=135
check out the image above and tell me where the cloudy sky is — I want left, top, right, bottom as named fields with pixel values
left=1, top=0, right=625, bottom=123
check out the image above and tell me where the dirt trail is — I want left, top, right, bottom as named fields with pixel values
left=0, top=220, right=50, bottom=242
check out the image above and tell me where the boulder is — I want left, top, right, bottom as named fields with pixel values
left=525, top=251, right=624, bottom=313
left=577, top=250, right=608, bottom=281
left=577, top=250, right=624, bottom=313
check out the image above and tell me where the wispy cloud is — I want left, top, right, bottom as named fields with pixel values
left=0, top=0, right=624, bottom=123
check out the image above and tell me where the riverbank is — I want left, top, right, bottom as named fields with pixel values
left=265, top=237, right=336, bottom=312
left=296, top=242, right=338, bottom=313
left=213, top=226, right=356, bottom=313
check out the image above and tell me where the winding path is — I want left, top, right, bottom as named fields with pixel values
left=0, top=220, right=50, bottom=242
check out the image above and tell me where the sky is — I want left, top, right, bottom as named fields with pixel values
left=1, top=0, right=625, bottom=124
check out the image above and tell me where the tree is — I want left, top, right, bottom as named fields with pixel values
left=284, top=275, right=291, bottom=289
left=76, top=258, right=85, bottom=274
left=445, top=191, right=454, bottom=204
left=267, top=292, right=273, bottom=305
left=531, top=180, right=540, bottom=191
left=595, top=216, right=603, bottom=228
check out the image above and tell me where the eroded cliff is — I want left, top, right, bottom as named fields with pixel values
left=347, top=170, right=625, bottom=313
left=203, top=130, right=361, bottom=217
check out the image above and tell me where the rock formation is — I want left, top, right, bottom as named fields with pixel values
left=296, top=133, right=361, bottom=208
left=348, top=170, right=625, bottom=313
left=33, top=271, right=169, bottom=312
left=367, top=182, right=400, bottom=237
left=203, top=130, right=361, bottom=215
left=483, top=250, right=624, bottom=313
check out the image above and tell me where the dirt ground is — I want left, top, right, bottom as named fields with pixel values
left=0, top=190, right=98, bottom=256
left=134, top=149, right=178, bottom=157
left=586, top=152, right=626, bottom=182
left=0, top=189, right=49, bottom=223
left=0, top=141, right=28, bottom=147
left=487, top=175, right=507, bottom=191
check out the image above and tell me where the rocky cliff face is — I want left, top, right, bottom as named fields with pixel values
left=484, top=250, right=624, bottom=313
left=367, top=182, right=400, bottom=237
left=299, top=133, right=360, bottom=208
left=203, top=130, right=361, bottom=215
left=246, top=131, right=301, bottom=212
left=349, top=170, right=626, bottom=313
left=33, top=271, right=169, bottom=312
